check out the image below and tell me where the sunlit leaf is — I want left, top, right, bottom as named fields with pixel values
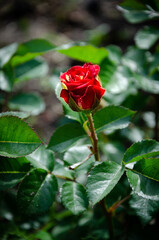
left=0, top=43, right=18, bottom=68
left=87, top=161, right=124, bottom=205
left=11, top=39, right=55, bottom=66
left=126, top=170, right=159, bottom=200
left=123, top=140, right=159, bottom=164
left=132, top=158, right=159, bottom=181
left=93, top=106, right=135, bottom=133
left=57, top=42, right=108, bottom=64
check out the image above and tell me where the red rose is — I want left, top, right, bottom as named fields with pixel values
left=60, top=63, right=105, bottom=112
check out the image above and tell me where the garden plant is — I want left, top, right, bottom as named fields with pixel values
left=1, top=0, right=159, bottom=239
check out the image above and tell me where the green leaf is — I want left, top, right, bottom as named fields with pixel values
left=32, top=231, right=52, bottom=240
left=130, top=193, right=159, bottom=224
left=86, top=161, right=125, bottom=205
left=26, top=145, right=54, bottom=172
left=132, top=158, right=159, bottom=181
left=64, top=145, right=91, bottom=165
left=100, top=59, right=132, bottom=94
left=11, top=39, right=55, bottom=66
left=123, top=140, right=159, bottom=164
left=61, top=182, right=88, bottom=215
left=93, top=106, right=135, bottom=133
left=0, top=43, right=18, bottom=68
left=57, top=42, right=108, bottom=64
left=0, top=116, right=42, bottom=158
left=149, top=51, right=159, bottom=74
left=53, top=159, right=74, bottom=180
left=0, top=65, right=14, bottom=92
left=118, top=1, right=159, bottom=23
left=0, top=111, right=30, bottom=118
left=134, top=74, right=159, bottom=94
left=122, top=46, right=148, bottom=74
left=126, top=170, right=159, bottom=200
left=107, top=45, right=122, bottom=64
left=17, top=168, right=58, bottom=215
left=135, top=26, right=159, bottom=49
left=14, top=58, right=49, bottom=83
left=9, top=93, right=45, bottom=115
left=48, top=122, right=86, bottom=152
left=0, top=156, right=31, bottom=190
left=118, top=0, right=146, bottom=10
left=119, top=9, right=158, bottom=24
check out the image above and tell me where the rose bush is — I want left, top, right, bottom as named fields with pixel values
left=60, top=63, right=105, bottom=111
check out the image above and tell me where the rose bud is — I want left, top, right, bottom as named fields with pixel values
left=60, top=63, right=106, bottom=112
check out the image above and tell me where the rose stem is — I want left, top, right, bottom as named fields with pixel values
left=100, top=199, right=114, bottom=240
left=86, top=113, right=100, bottom=161
left=86, top=113, right=114, bottom=239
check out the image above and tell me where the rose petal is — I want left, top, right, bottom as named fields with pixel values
left=84, top=63, right=100, bottom=76
left=60, top=89, right=69, bottom=103
left=78, top=86, right=95, bottom=109
left=93, top=85, right=106, bottom=100
left=60, top=72, right=69, bottom=81
left=93, top=79, right=101, bottom=87
left=65, top=79, right=93, bottom=92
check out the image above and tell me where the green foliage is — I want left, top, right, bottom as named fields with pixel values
left=0, top=111, right=30, bottom=118
left=0, top=43, right=18, bottom=68
left=0, top=116, right=42, bottom=157
left=123, top=140, right=159, bottom=164
left=9, top=92, right=45, bottom=115
left=135, top=26, right=159, bottom=49
left=26, top=145, right=54, bottom=172
left=61, top=182, right=88, bottom=215
left=86, top=161, right=125, bottom=205
left=132, top=158, right=159, bottom=181
left=130, top=193, right=159, bottom=224
left=0, top=66, right=14, bottom=92
left=118, top=0, right=159, bottom=23
left=0, top=157, right=31, bottom=190
left=126, top=170, right=159, bottom=200
left=14, top=58, right=49, bottom=83
left=53, top=159, right=74, bottom=180
left=11, top=39, right=55, bottom=66
left=93, top=105, right=135, bottom=133
left=17, top=168, right=58, bottom=216
left=57, top=42, right=108, bottom=64
left=48, top=122, right=86, bottom=152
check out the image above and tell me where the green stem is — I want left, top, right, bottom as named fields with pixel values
left=86, top=113, right=100, bottom=161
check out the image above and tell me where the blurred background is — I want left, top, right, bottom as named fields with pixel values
left=0, top=0, right=140, bottom=142
left=0, top=0, right=137, bottom=47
